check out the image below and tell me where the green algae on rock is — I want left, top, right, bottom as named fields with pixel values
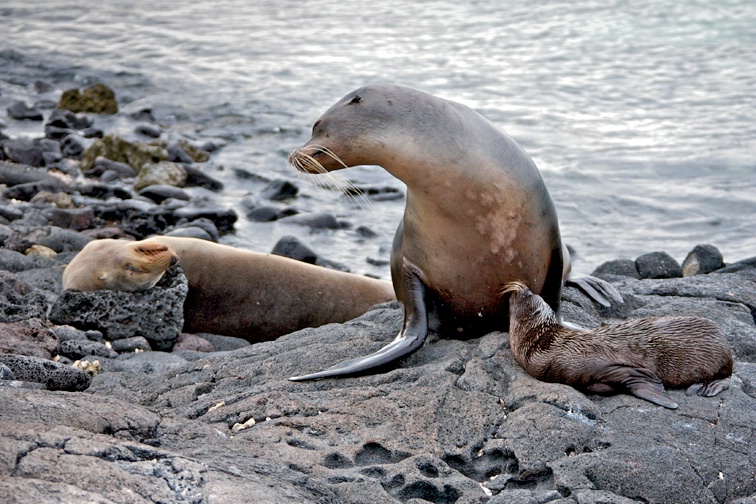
left=80, top=133, right=168, bottom=172
left=57, top=83, right=119, bottom=114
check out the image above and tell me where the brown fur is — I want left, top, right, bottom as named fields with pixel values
left=63, top=237, right=396, bottom=342
left=505, top=281, right=733, bottom=408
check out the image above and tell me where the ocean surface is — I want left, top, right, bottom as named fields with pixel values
left=2, top=0, right=755, bottom=278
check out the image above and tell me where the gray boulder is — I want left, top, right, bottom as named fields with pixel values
left=49, top=264, right=188, bottom=350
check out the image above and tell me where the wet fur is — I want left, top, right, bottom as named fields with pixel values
left=505, top=281, right=733, bottom=408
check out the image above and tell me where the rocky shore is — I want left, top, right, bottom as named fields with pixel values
left=1, top=82, right=754, bottom=503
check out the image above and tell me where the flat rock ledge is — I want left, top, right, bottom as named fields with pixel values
left=1, top=267, right=755, bottom=504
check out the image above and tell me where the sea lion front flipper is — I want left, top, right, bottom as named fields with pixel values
left=566, top=275, right=624, bottom=307
left=289, top=258, right=428, bottom=381
left=595, top=364, right=678, bottom=409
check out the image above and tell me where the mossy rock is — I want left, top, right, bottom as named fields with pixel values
left=178, top=140, right=210, bottom=163
left=81, top=133, right=168, bottom=172
left=134, top=161, right=188, bottom=191
left=57, top=83, right=118, bottom=114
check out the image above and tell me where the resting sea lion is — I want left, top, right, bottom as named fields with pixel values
left=62, top=236, right=396, bottom=342
left=287, top=84, right=621, bottom=380
left=504, top=281, right=733, bottom=409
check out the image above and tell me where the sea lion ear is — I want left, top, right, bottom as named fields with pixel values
left=348, top=95, right=362, bottom=105
left=133, top=242, right=171, bottom=257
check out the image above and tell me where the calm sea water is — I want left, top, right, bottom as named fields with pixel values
left=2, top=0, right=755, bottom=277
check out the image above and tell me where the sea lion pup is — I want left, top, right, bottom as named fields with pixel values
left=504, top=281, right=733, bottom=409
left=62, top=236, right=396, bottom=342
left=287, top=84, right=621, bottom=381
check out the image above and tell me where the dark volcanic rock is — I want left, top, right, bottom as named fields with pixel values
left=0, top=272, right=50, bottom=323
left=2, top=138, right=51, bottom=167
left=683, top=244, right=726, bottom=277
left=0, top=267, right=755, bottom=502
left=193, top=332, right=251, bottom=352
left=271, top=234, right=350, bottom=271
left=163, top=225, right=213, bottom=241
left=4, top=225, right=91, bottom=253
left=51, top=325, right=88, bottom=343
left=0, top=160, right=54, bottom=186
left=100, top=351, right=188, bottom=375
left=0, top=319, right=58, bottom=359
left=261, top=178, right=299, bottom=201
left=591, top=258, right=640, bottom=279
left=183, top=165, right=224, bottom=191
left=6, top=100, right=43, bottom=121
left=0, top=363, right=15, bottom=380
left=635, top=251, right=683, bottom=279
left=246, top=205, right=298, bottom=222
left=270, top=235, right=320, bottom=264
left=139, top=184, right=191, bottom=203
left=173, top=333, right=214, bottom=353
left=135, top=123, right=162, bottom=138
left=46, top=108, right=94, bottom=130
left=3, top=177, right=67, bottom=200
left=173, top=205, right=237, bottom=232
left=83, top=156, right=138, bottom=178
left=58, top=339, right=114, bottom=360
left=0, top=389, right=310, bottom=502
left=49, top=264, right=188, bottom=350
left=0, top=354, right=90, bottom=391
left=279, top=211, right=344, bottom=230
left=42, top=206, right=95, bottom=231
left=110, top=336, right=151, bottom=353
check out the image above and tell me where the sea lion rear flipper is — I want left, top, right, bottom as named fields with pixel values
left=289, top=258, right=428, bottom=381
left=596, top=364, right=678, bottom=409
left=566, top=275, right=624, bottom=307
left=686, top=378, right=731, bottom=397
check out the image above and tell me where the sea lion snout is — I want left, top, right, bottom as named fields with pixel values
left=288, top=144, right=333, bottom=174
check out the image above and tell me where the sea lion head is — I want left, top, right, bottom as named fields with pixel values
left=502, top=281, right=558, bottom=329
left=62, top=238, right=178, bottom=292
left=288, top=85, right=419, bottom=175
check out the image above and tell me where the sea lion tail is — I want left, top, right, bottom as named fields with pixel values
left=289, top=258, right=428, bottom=381
left=565, top=275, right=624, bottom=307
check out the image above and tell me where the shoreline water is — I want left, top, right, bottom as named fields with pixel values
left=3, top=0, right=755, bottom=277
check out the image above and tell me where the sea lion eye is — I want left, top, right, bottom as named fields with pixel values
left=125, top=263, right=143, bottom=273
left=312, top=120, right=321, bottom=133
left=349, top=95, right=362, bottom=104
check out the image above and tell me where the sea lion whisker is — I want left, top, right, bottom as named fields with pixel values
left=309, top=144, right=349, bottom=170
left=293, top=150, right=372, bottom=211
left=501, top=280, right=529, bottom=296
left=305, top=146, right=373, bottom=209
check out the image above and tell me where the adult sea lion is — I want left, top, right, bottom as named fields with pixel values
left=62, top=236, right=396, bottom=342
left=504, top=281, right=733, bottom=409
left=287, top=84, right=621, bottom=380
